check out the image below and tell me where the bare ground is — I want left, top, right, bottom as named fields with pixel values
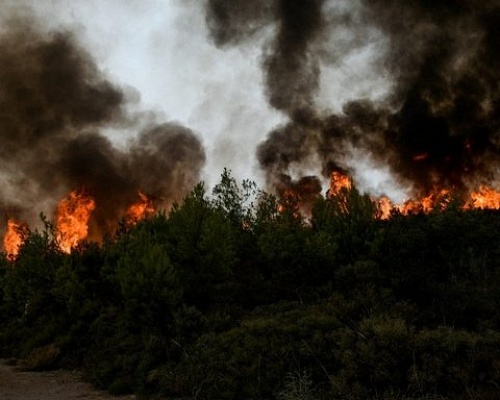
left=0, top=359, right=136, bottom=400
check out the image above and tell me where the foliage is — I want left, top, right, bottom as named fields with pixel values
left=276, top=370, right=317, bottom=400
left=1, top=171, right=500, bottom=399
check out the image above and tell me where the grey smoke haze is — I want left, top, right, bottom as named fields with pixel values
left=0, top=16, right=205, bottom=238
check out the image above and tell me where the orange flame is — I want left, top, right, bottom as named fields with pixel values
left=466, top=185, right=500, bottom=209
left=399, top=188, right=451, bottom=215
left=377, top=186, right=500, bottom=219
left=324, top=171, right=500, bottom=219
left=376, top=189, right=451, bottom=219
left=56, top=190, right=95, bottom=253
left=327, top=171, right=352, bottom=197
left=125, top=191, right=155, bottom=224
left=3, top=219, right=26, bottom=259
left=4, top=174, right=500, bottom=256
left=377, top=196, right=394, bottom=219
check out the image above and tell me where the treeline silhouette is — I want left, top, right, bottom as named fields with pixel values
left=1, top=170, right=500, bottom=400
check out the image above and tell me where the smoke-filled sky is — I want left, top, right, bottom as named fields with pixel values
left=1, top=0, right=392, bottom=179
left=1, top=0, right=499, bottom=234
left=1, top=0, right=285, bottom=185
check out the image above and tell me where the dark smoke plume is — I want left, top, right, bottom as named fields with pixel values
left=205, top=0, right=275, bottom=46
left=263, top=0, right=325, bottom=112
left=0, top=17, right=205, bottom=238
left=206, top=0, right=500, bottom=198
left=365, top=0, right=500, bottom=194
left=206, top=0, right=325, bottom=113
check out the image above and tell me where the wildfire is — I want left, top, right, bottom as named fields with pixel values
left=377, top=196, right=394, bottom=219
left=327, top=170, right=500, bottom=219
left=327, top=171, right=352, bottom=197
left=2, top=189, right=158, bottom=257
left=4, top=173, right=500, bottom=257
left=466, top=185, right=500, bottom=209
left=56, top=190, right=95, bottom=253
left=125, top=191, right=155, bottom=224
left=394, top=186, right=500, bottom=217
left=276, top=176, right=322, bottom=216
left=277, top=188, right=300, bottom=214
left=3, top=219, right=26, bottom=259
left=375, top=190, right=449, bottom=219
left=403, top=189, right=451, bottom=214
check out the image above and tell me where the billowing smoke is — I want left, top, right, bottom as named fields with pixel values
left=365, top=0, right=500, bottom=194
left=206, top=0, right=500, bottom=198
left=206, top=0, right=325, bottom=113
left=0, top=16, right=205, bottom=238
left=2, top=0, right=499, bottom=239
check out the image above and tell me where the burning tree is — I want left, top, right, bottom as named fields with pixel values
left=56, top=190, right=96, bottom=253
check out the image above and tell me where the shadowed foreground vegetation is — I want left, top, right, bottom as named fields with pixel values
left=1, top=170, right=500, bottom=399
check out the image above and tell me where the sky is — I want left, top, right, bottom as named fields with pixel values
left=1, top=0, right=400, bottom=196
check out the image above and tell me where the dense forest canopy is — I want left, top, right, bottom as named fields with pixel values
left=1, top=170, right=500, bottom=400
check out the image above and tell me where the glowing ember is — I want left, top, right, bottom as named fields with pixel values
left=327, top=171, right=352, bottom=197
left=277, top=188, right=299, bottom=214
left=413, top=153, right=428, bottom=161
left=3, top=219, right=26, bottom=259
left=125, top=191, right=155, bottom=224
left=276, top=176, right=322, bottom=216
left=56, top=190, right=95, bottom=253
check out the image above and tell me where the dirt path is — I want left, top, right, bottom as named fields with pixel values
left=0, top=359, right=136, bottom=400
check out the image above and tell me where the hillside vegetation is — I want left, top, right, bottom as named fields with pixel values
left=1, top=170, right=500, bottom=399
